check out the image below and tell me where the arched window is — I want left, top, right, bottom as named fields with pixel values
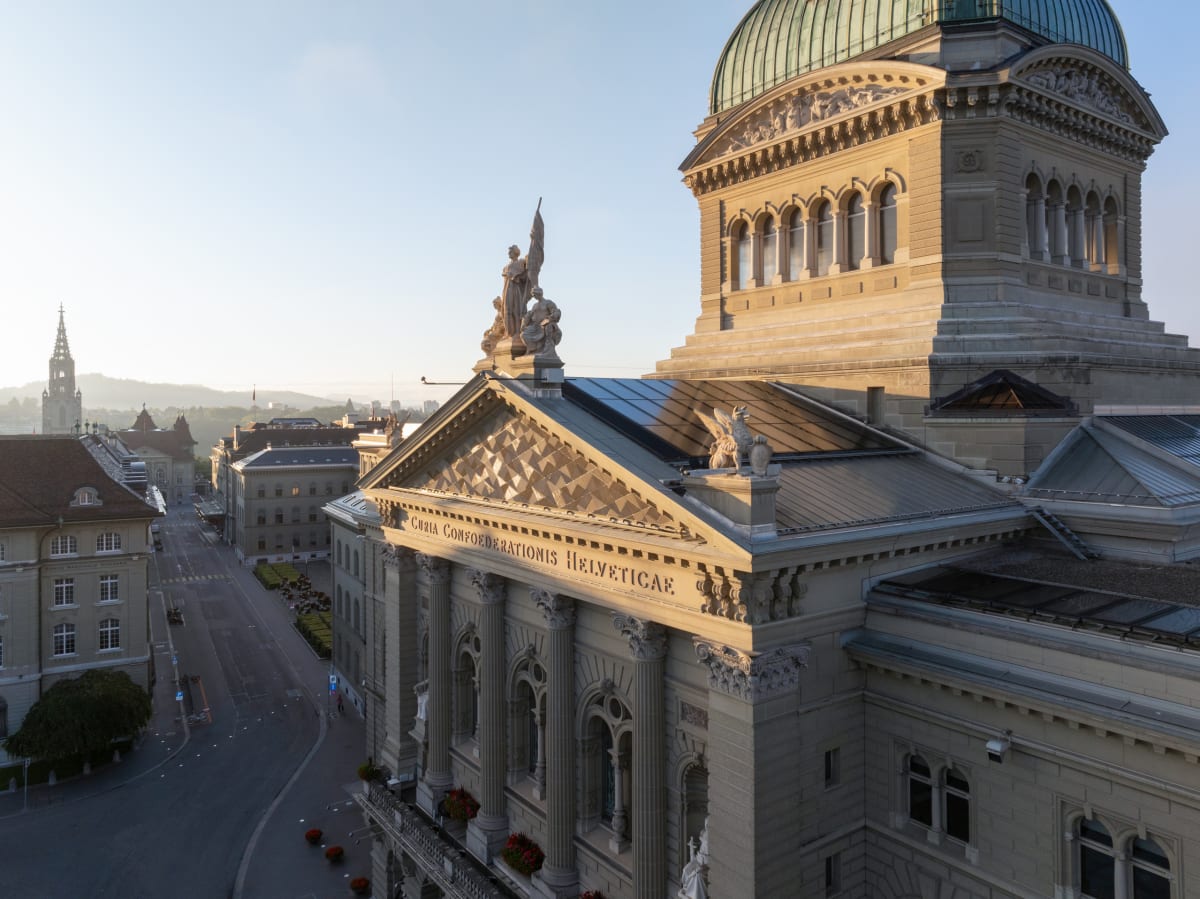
left=50, top=535, right=77, bottom=556
left=878, top=184, right=898, bottom=265
left=761, top=218, right=777, bottom=285
left=1103, top=197, right=1120, bottom=274
left=1085, top=191, right=1104, bottom=268
left=98, top=617, right=121, bottom=651
left=1047, top=181, right=1067, bottom=263
left=1078, top=818, right=1116, bottom=899
left=734, top=222, right=751, bottom=290
left=453, top=632, right=481, bottom=743
left=943, top=769, right=970, bottom=843
left=845, top=192, right=865, bottom=271
left=352, top=599, right=360, bottom=633
left=1026, top=174, right=1047, bottom=259
left=907, top=755, right=933, bottom=827
left=96, top=532, right=121, bottom=553
left=510, top=654, right=548, bottom=797
left=1067, top=186, right=1085, bottom=266
left=788, top=209, right=805, bottom=279
left=814, top=201, right=834, bottom=276
left=353, top=550, right=359, bottom=577
left=582, top=691, right=633, bottom=845
left=1131, top=837, right=1171, bottom=899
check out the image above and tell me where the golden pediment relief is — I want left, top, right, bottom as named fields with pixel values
left=408, top=409, right=680, bottom=530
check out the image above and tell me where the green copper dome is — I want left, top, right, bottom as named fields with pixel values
left=711, top=0, right=1128, bottom=114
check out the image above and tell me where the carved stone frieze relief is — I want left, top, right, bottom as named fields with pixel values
left=692, top=641, right=811, bottom=702
left=718, top=82, right=911, bottom=157
left=680, top=700, right=709, bottom=731
left=696, top=569, right=807, bottom=624
left=1021, top=64, right=1136, bottom=125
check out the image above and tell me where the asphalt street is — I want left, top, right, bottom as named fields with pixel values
left=0, top=503, right=372, bottom=899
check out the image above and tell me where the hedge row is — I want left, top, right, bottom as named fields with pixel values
left=253, top=562, right=305, bottom=589
left=296, top=612, right=332, bottom=658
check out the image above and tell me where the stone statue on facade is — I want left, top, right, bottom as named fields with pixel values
left=493, top=200, right=545, bottom=355
left=677, top=816, right=710, bottom=899
left=696, top=406, right=753, bottom=470
left=520, top=287, right=562, bottom=358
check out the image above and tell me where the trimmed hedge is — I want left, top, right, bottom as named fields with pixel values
left=296, top=611, right=332, bottom=658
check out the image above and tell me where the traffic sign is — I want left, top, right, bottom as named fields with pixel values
left=175, top=691, right=184, bottom=702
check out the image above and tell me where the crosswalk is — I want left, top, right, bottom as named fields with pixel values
left=160, top=574, right=230, bottom=585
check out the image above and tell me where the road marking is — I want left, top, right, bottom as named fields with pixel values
left=161, top=574, right=230, bottom=584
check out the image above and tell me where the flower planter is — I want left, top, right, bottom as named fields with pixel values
left=349, top=876, right=370, bottom=895
left=325, top=845, right=345, bottom=863
left=305, top=828, right=323, bottom=845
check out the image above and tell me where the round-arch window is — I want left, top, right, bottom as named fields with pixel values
left=879, top=184, right=898, bottom=265
left=814, top=201, right=833, bottom=276
left=762, top=218, right=777, bottom=284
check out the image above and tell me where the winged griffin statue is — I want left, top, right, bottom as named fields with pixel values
left=696, top=405, right=753, bottom=470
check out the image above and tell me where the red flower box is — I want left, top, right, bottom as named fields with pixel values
left=325, top=844, right=345, bottom=862
left=501, top=833, right=545, bottom=875
left=443, top=787, right=480, bottom=822
left=350, top=876, right=370, bottom=894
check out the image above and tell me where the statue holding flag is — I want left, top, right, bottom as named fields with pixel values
left=497, top=200, right=545, bottom=355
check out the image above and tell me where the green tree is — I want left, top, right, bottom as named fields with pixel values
left=4, top=669, right=151, bottom=761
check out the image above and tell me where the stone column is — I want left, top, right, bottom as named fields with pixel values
left=693, top=640, right=810, bottom=898
left=416, top=554, right=452, bottom=816
left=467, top=570, right=509, bottom=862
left=385, top=546, right=419, bottom=777
left=532, top=590, right=578, bottom=898
left=615, top=614, right=669, bottom=899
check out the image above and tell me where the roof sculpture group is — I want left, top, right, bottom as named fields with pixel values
left=481, top=200, right=562, bottom=362
left=697, top=405, right=773, bottom=475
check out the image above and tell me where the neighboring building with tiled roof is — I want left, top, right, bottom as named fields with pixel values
left=0, top=436, right=160, bottom=762
left=118, top=408, right=198, bottom=506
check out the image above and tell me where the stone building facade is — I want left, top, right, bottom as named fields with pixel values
left=342, top=3, right=1200, bottom=898
left=0, top=436, right=159, bottom=765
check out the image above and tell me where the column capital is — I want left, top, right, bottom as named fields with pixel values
left=533, top=589, right=575, bottom=629
left=614, top=614, right=667, bottom=661
left=416, top=553, right=449, bottom=584
left=383, top=545, right=416, bottom=571
left=471, top=569, right=506, bottom=605
left=692, top=640, right=809, bottom=701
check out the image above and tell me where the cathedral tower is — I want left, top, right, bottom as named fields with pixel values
left=42, top=306, right=83, bottom=435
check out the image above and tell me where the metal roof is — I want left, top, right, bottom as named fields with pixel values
left=239, top=446, right=359, bottom=468
left=775, top=454, right=1015, bottom=533
left=1024, top=423, right=1200, bottom=506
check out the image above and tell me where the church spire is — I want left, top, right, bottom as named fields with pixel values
left=52, top=303, right=71, bottom=361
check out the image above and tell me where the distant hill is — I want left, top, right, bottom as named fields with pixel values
left=0, top=374, right=334, bottom=410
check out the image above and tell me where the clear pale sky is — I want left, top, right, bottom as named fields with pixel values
left=0, top=2, right=1193, bottom=407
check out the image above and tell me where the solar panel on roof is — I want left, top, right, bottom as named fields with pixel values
left=564, top=378, right=902, bottom=465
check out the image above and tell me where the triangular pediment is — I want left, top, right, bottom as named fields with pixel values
left=365, top=389, right=682, bottom=531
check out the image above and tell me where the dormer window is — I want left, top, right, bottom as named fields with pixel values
left=71, top=487, right=101, bottom=507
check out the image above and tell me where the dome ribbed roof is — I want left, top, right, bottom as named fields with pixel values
left=711, top=0, right=1128, bottom=114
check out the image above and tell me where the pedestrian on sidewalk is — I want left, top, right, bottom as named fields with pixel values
left=337, top=692, right=344, bottom=714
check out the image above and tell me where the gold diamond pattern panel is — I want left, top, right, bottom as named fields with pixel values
left=419, top=411, right=677, bottom=529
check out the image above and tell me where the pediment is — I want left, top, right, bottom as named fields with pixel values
left=367, top=398, right=682, bottom=531
left=1010, top=50, right=1163, bottom=136
left=684, top=61, right=942, bottom=172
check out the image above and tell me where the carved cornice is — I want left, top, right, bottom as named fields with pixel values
left=532, top=588, right=575, bottom=630
left=693, top=640, right=811, bottom=702
left=697, top=568, right=807, bottom=624
left=685, top=89, right=940, bottom=196
left=416, top=553, right=449, bottom=584
left=614, top=615, right=668, bottom=662
left=470, top=569, right=505, bottom=605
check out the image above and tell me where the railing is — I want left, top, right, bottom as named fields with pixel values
left=357, top=783, right=512, bottom=899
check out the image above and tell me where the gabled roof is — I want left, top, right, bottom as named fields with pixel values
left=0, top=436, right=159, bottom=527
left=362, top=375, right=1020, bottom=551
left=928, top=369, right=1077, bottom=417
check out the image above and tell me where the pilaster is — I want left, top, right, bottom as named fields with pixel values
left=384, top=546, right=418, bottom=777
left=616, top=614, right=669, bottom=899
left=467, top=570, right=509, bottom=862
left=416, top=554, right=453, bottom=816
left=692, top=640, right=810, bottom=899
left=531, top=589, right=578, bottom=899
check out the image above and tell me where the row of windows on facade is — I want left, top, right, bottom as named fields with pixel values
left=51, top=575, right=120, bottom=606
left=1024, top=174, right=1122, bottom=274
left=335, top=540, right=361, bottom=577
left=255, top=482, right=349, bottom=499
left=256, top=508, right=323, bottom=525
left=906, top=755, right=1170, bottom=898
left=729, top=183, right=899, bottom=289
left=425, top=639, right=713, bottom=857
left=44, top=619, right=121, bottom=657
left=49, top=533, right=123, bottom=556
left=255, top=534, right=329, bottom=552
left=335, top=586, right=362, bottom=635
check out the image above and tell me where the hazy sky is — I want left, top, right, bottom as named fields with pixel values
left=0, top=2, right=1194, bottom=407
